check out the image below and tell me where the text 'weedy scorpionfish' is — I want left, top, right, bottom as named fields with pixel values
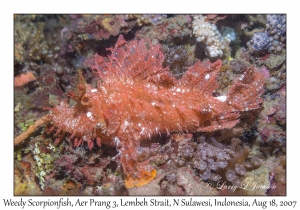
left=49, top=35, right=264, bottom=188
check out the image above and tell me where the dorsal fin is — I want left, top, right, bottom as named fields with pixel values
left=179, top=59, right=222, bottom=94
left=90, top=35, right=174, bottom=86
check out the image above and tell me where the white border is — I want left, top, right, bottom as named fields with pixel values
left=3, top=0, right=298, bottom=209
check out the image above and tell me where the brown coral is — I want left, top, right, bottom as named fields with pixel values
left=76, top=15, right=129, bottom=40
left=14, top=115, right=52, bottom=145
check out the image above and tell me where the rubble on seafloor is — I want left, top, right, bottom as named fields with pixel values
left=14, top=14, right=286, bottom=195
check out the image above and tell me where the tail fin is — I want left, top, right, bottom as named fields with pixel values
left=226, top=65, right=264, bottom=112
